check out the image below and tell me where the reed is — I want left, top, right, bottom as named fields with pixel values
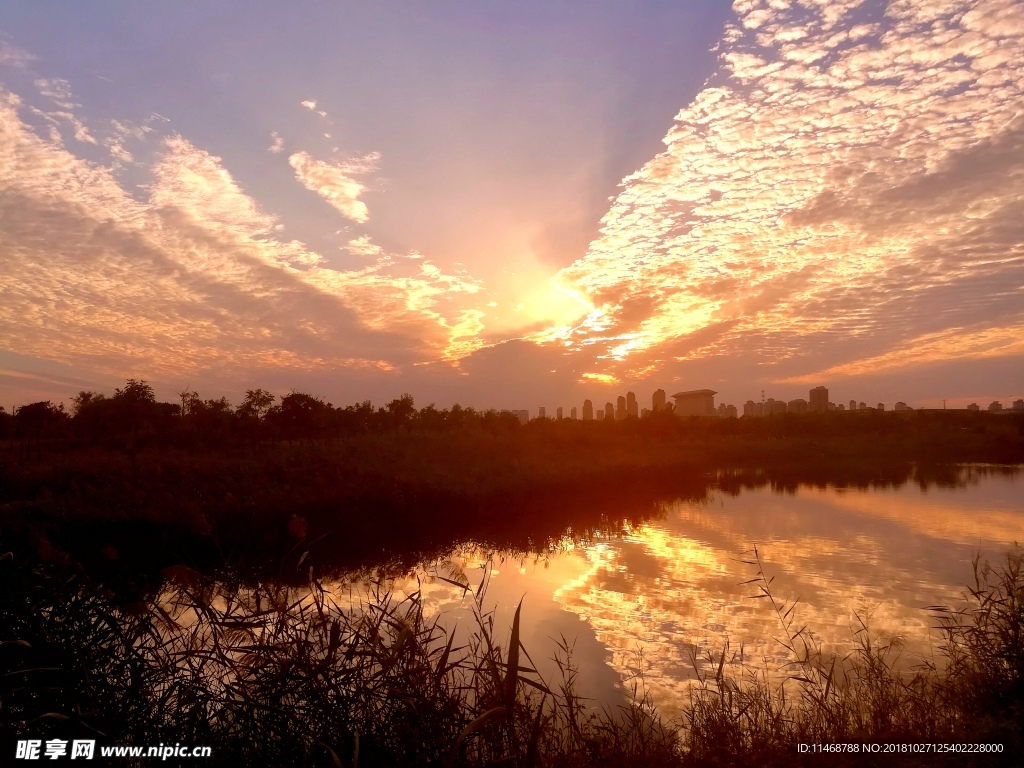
left=2, top=544, right=1022, bottom=766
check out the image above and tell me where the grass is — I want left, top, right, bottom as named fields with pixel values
left=2, top=541, right=1023, bottom=766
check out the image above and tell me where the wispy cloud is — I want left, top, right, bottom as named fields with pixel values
left=288, top=150, right=379, bottom=223
left=268, top=131, right=284, bottom=154
left=0, top=82, right=486, bottom=390
left=549, top=0, right=1024, bottom=384
left=0, top=37, right=35, bottom=68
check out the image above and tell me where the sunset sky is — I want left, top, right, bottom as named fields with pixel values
left=2, top=0, right=1022, bottom=414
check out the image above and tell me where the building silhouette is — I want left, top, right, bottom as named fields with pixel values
left=626, top=391, right=638, bottom=418
left=582, top=399, right=593, bottom=420
left=538, top=407, right=546, bottom=419
left=570, top=406, right=577, bottom=419
left=615, top=396, right=626, bottom=420
left=605, top=402, right=615, bottom=420
left=1013, top=399, right=1024, bottom=412
left=652, top=389, right=666, bottom=412
left=672, top=389, right=716, bottom=417
left=788, top=398, right=808, bottom=414
left=809, top=386, right=828, bottom=412
left=596, top=408, right=604, bottom=420
left=556, top=407, right=563, bottom=420
left=513, top=410, right=529, bottom=425
left=967, top=403, right=980, bottom=411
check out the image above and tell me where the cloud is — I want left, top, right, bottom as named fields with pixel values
left=288, top=150, right=379, bottom=223
left=546, top=0, right=1024, bottom=387
left=0, top=38, right=36, bottom=68
left=0, top=84, right=487, bottom=395
left=268, top=131, right=284, bottom=153
left=301, top=99, right=328, bottom=118
left=345, top=235, right=383, bottom=257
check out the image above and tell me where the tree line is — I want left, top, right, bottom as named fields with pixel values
left=2, top=379, right=1021, bottom=457
left=0, top=380, right=528, bottom=450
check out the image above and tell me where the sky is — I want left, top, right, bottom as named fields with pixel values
left=1, top=0, right=1022, bottom=414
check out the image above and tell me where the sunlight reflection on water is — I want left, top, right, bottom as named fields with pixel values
left=379, top=467, right=1024, bottom=718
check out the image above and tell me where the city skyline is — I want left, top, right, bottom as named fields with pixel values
left=2, top=1, right=1023, bottom=412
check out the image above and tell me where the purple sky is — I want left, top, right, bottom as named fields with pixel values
left=1, top=0, right=1022, bottom=415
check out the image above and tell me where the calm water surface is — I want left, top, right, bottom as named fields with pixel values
left=341, top=467, right=1024, bottom=717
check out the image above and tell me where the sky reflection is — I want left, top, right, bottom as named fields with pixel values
left=397, top=469, right=1024, bottom=718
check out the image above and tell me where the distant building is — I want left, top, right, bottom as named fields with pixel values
left=570, top=407, right=577, bottom=420
left=788, top=398, right=808, bottom=414
left=828, top=401, right=836, bottom=411
left=988, top=401, right=1003, bottom=412
left=967, top=403, right=980, bottom=412
left=672, top=389, right=716, bottom=417
left=514, top=410, right=529, bottom=425
left=849, top=399, right=857, bottom=411
left=877, top=403, right=885, bottom=411
left=641, top=408, right=651, bottom=418
left=717, top=403, right=738, bottom=418
left=582, top=399, right=594, bottom=420
left=809, top=386, right=829, bottom=413
left=616, top=395, right=626, bottom=420
left=894, top=401, right=911, bottom=411
left=764, top=398, right=787, bottom=415
left=538, top=407, right=547, bottom=419
left=556, top=407, right=563, bottom=420
left=743, top=400, right=762, bottom=417
left=605, top=402, right=615, bottom=420
left=626, top=391, right=638, bottom=418
left=837, top=403, right=845, bottom=412
left=596, top=409, right=604, bottom=420
left=652, top=389, right=666, bottom=412
left=858, top=402, right=867, bottom=410
left=1013, top=399, right=1024, bottom=412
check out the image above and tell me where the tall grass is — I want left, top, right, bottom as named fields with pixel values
left=681, top=546, right=1024, bottom=766
left=2, top=545, right=1022, bottom=766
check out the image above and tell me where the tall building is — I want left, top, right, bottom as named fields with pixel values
left=809, top=386, right=829, bottom=412
left=849, top=399, right=857, bottom=411
left=988, top=401, right=1003, bottom=412
left=538, top=406, right=546, bottom=419
left=788, top=398, right=808, bottom=414
left=570, top=407, right=577, bottom=419
left=895, top=402, right=911, bottom=411
left=652, top=389, right=666, bottom=412
left=626, top=391, right=638, bottom=418
left=605, top=402, right=615, bottom=420
left=672, top=389, right=716, bottom=417
left=615, top=395, right=626, bottom=420
left=556, top=407, right=563, bottom=419
left=582, top=399, right=594, bottom=420
left=858, top=401, right=866, bottom=410
left=513, top=410, right=529, bottom=425
left=1013, top=399, right=1024, bottom=412
left=967, top=403, right=980, bottom=411
left=877, top=403, right=885, bottom=411
left=596, top=409, right=604, bottom=420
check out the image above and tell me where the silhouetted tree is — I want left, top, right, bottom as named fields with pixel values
left=71, top=391, right=106, bottom=416
left=238, top=389, right=276, bottom=422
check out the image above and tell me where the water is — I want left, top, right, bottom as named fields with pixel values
left=357, top=466, right=1024, bottom=717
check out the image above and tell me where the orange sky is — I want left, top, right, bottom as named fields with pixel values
left=1, top=0, right=1022, bottom=413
